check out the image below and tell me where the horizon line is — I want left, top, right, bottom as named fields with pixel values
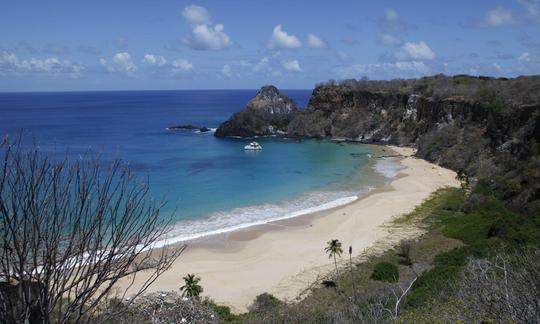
left=0, top=88, right=314, bottom=94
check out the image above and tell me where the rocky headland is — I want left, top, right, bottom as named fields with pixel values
left=214, top=85, right=298, bottom=137
left=216, top=75, right=540, bottom=211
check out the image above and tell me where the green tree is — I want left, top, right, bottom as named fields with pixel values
left=180, top=274, right=203, bottom=299
left=325, top=239, right=343, bottom=277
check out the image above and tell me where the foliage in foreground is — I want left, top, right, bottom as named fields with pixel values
left=0, top=138, right=183, bottom=323
left=93, top=292, right=219, bottom=324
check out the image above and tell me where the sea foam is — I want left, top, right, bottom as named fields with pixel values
left=151, top=190, right=369, bottom=248
left=373, top=157, right=404, bottom=178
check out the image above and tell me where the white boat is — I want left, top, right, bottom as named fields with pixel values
left=244, top=141, right=262, bottom=150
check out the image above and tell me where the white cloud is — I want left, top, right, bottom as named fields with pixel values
left=281, top=59, right=302, bottom=72
left=143, top=54, right=167, bottom=66
left=0, top=51, right=84, bottom=77
left=236, top=60, right=252, bottom=68
left=185, top=23, right=231, bottom=50
left=518, top=0, right=540, bottom=23
left=483, top=6, right=516, bottom=27
left=397, top=41, right=436, bottom=60
left=252, top=57, right=269, bottom=72
left=268, top=25, right=301, bottom=49
left=182, top=5, right=231, bottom=50
left=519, top=52, right=531, bottom=62
left=385, top=8, right=399, bottom=23
left=172, top=58, right=194, bottom=72
left=306, top=33, right=326, bottom=48
left=101, top=54, right=133, bottom=73
left=337, top=50, right=349, bottom=61
left=337, top=61, right=430, bottom=78
left=182, top=5, right=211, bottom=25
left=382, top=8, right=405, bottom=32
left=378, top=33, right=401, bottom=46
left=221, top=64, right=232, bottom=77
left=100, top=52, right=137, bottom=74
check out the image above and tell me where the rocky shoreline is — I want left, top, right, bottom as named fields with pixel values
left=215, top=75, right=540, bottom=211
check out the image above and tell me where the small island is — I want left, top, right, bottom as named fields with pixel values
left=167, top=124, right=211, bottom=133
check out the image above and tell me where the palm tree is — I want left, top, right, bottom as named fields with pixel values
left=325, top=239, right=343, bottom=277
left=180, top=274, right=203, bottom=299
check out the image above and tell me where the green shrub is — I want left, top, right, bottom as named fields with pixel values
left=249, top=293, right=283, bottom=314
left=204, top=301, right=241, bottom=323
left=505, top=178, right=522, bottom=195
left=371, top=262, right=399, bottom=282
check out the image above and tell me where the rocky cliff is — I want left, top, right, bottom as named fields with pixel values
left=214, top=85, right=298, bottom=137
left=287, top=86, right=494, bottom=144
left=288, top=76, right=540, bottom=211
left=216, top=75, right=540, bottom=211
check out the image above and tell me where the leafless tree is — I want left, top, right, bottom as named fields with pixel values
left=384, top=275, right=418, bottom=321
left=456, top=249, right=540, bottom=323
left=0, top=137, right=184, bottom=323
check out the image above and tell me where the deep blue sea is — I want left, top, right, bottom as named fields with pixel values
left=0, top=90, right=400, bottom=243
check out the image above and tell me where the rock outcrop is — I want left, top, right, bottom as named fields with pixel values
left=215, top=85, right=298, bottom=137
left=286, top=75, right=540, bottom=211
left=215, top=75, right=540, bottom=211
left=287, top=86, right=490, bottom=145
left=167, top=124, right=211, bottom=132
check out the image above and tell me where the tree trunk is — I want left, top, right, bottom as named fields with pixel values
left=349, top=254, right=356, bottom=294
left=334, top=254, right=339, bottom=277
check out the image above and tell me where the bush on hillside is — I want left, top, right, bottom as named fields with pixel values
left=371, top=262, right=399, bottom=282
left=249, top=293, right=284, bottom=314
left=398, top=240, right=413, bottom=266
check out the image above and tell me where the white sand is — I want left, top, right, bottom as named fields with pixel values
left=117, top=146, right=460, bottom=313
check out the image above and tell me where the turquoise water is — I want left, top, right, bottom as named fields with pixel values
left=0, top=90, right=397, bottom=242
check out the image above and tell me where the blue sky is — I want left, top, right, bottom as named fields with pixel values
left=1, top=0, right=539, bottom=91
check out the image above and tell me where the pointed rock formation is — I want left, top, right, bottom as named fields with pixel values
left=215, top=85, right=298, bottom=137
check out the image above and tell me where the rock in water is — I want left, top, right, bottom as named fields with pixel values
left=215, top=85, right=298, bottom=137
left=168, top=124, right=210, bottom=132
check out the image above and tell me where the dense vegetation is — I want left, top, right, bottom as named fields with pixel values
left=318, top=74, right=540, bottom=105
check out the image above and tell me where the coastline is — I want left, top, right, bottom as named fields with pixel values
left=118, top=145, right=460, bottom=313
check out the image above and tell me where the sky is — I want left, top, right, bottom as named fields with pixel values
left=1, top=0, right=539, bottom=91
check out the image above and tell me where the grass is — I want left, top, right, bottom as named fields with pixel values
left=403, top=187, right=540, bottom=309
left=371, top=262, right=399, bottom=282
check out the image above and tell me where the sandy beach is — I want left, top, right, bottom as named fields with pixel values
left=118, top=146, right=460, bottom=313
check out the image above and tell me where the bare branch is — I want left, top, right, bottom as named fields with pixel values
left=0, top=137, right=184, bottom=323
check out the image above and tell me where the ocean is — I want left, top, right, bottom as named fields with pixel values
left=0, top=90, right=401, bottom=244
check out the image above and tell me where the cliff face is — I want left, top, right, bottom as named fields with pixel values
left=287, top=86, right=491, bottom=145
left=215, top=75, right=540, bottom=211
left=214, top=85, right=298, bottom=137
left=286, top=77, right=540, bottom=211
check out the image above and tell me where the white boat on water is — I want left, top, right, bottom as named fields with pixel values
left=244, top=141, right=262, bottom=150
